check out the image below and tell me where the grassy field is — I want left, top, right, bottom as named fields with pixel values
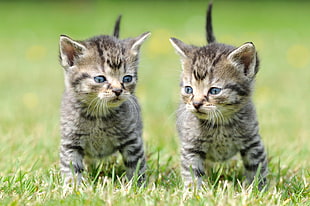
left=0, top=1, right=309, bottom=205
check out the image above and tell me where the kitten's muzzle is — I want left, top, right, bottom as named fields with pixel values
left=112, top=88, right=123, bottom=96
left=193, top=101, right=203, bottom=110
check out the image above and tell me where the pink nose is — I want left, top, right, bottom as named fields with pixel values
left=193, top=102, right=203, bottom=109
left=112, top=88, right=123, bottom=96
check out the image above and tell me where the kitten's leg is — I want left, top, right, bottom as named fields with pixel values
left=119, top=138, right=146, bottom=184
left=180, top=146, right=205, bottom=189
left=240, top=137, right=268, bottom=190
left=60, top=140, right=85, bottom=185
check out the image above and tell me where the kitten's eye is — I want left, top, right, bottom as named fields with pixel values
left=184, top=86, right=193, bottom=94
left=209, top=87, right=222, bottom=95
left=94, top=75, right=106, bottom=83
left=123, top=75, right=133, bottom=83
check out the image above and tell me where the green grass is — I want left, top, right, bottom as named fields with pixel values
left=0, top=1, right=309, bottom=205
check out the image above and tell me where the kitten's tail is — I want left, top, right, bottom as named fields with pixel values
left=113, top=15, right=122, bottom=38
left=206, top=2, right=216, bottom=44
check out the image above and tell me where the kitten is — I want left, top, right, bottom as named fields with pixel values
left=170, top=3, right=268, bottom=189
left=59, top=16, right=150, bottom=185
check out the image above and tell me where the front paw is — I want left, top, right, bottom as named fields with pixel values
left=63, top=172, right=83, bottom=186
left=183, top=176, right=202, bottom=190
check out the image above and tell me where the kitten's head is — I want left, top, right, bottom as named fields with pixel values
left=170, top=38, right=259, bottom=121
left=59, top=19, right=150, bottom=116
left=170, top=3, right=259, bottom=122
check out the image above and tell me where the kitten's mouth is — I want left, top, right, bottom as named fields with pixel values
left=193, top=104, right=215, bottom=112
left=196, top=111, right=205, bottom=114
left=108, top=97, right=126, bottom=106
left=193, top=111, right=208, bottom=119
left=191, top=104, right=216, bottom=119
left=205, top=103, right=216, bottom=108
left=111, top=97, right=121, bottom=102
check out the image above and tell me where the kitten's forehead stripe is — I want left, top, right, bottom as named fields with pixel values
left=190, top=43, right=235, bottom=81
left=211, top=53, right=222, bottom=67
left=107, top=57, right=122, bottom=70
left=89, top=35, right=125, bottom=71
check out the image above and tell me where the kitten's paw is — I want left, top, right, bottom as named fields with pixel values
left=63, top=173, right=83, bottom=187
left=245, top=173, right=267, bottom=191
left=183, top=177, right=202, bottom=191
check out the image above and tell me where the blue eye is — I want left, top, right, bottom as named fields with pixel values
left=184, top=86, right=193, bottom=94
left=209, top=87, right=222, bottom=95
left=123, top=75, right=133, bottom=83
left=94, top=76, right=106, bottom=83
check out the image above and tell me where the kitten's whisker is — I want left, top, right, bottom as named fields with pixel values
left=208, top=111, right=212, bottom=127
left=105, top=99, right=110, bottom=115
left=95, top=98, right=102, bottom=117
left=214, top=110, right=220, bottom=126
left=217, top=109, right=225, bottom=125
left=101, top=99, right=108, bottom=117
left=211, top=110, right=216, bottom=128
left=198, top=112, right=211, bottom=136
left=214, top=112, right=218, bottom=127
left=98, top=99, right=103, bottom=117
left=100, top=99, right=105, bottom=116
left=199, top=120, right=207, bottom=137
left=86, top=96, right=99, bottom=116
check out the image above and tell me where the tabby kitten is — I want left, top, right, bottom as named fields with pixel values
left=59, top=16, right=150, bottom=185
left=170, top=4, right=268, bottom=189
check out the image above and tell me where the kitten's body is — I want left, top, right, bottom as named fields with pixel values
left=59, top=17, right=150, bottom=184
left=170, top=4, right=267, bottom=189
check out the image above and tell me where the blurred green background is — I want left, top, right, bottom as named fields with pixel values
left=0, top=0, right=309, bottom=179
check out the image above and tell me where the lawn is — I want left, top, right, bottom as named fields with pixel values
left=0, top=0, right=309, bottom=205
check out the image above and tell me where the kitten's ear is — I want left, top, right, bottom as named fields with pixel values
left=59, top=35, right=86, bottom=68
left=228, top=42, right=258, bottom=78
left=169, top=38, right=192, bottom=60
left=129, top=32, right=151, bottom=55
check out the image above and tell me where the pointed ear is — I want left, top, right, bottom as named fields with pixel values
left=129, top=32, right=151, bottom=55
left=59, top=35, right=86, bottom=68
left=228, top=42, right=258, bottom=78
left=169, top=37, right=193, bottom=60
left=170, top=38, right=194, bottom=78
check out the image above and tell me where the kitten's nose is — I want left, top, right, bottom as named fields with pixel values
left=112, top=88, right=123, bottom=96
left=193, top=102, right=203, bottom=110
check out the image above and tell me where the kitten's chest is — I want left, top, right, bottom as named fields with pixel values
left=202, top=127, right=241, bottom=161
left=81, top=120, right=122, bottom=158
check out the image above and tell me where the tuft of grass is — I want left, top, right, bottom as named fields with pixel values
left=0, top=1, right=310, bottom=205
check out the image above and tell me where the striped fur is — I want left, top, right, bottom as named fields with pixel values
left=58, top=16, right=150, bottom=185
left=170, top=3, right=267, bottom=190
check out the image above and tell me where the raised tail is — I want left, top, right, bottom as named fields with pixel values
left=206, top=2, right=216, bottom=43
left=113, top=15, right=122, bottom=38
